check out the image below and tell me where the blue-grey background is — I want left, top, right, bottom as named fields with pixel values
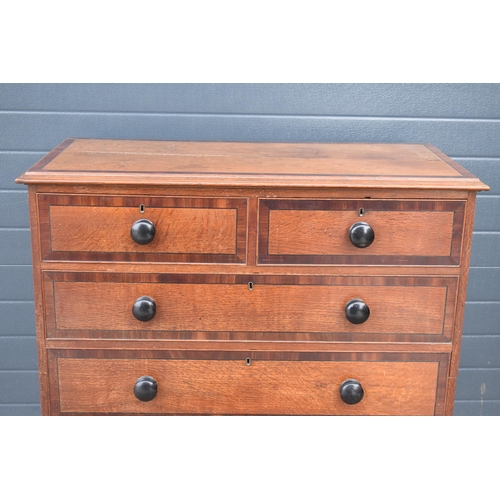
left=0, top=83, right=498, bottom=416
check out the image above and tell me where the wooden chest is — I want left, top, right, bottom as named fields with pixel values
left=16, top=139, right=489, bottom=415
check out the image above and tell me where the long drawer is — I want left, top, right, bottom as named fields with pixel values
left=44, top=272, right=458, bottom=342
left=38, top=194, right=247, bottom=263
left=48, top=350, right=449, bottom=415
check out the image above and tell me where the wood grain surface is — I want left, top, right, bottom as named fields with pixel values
left=15, top=139, right=488, bottom=416
left=44, top=272, right=457, bottom=341
left=50, top=206, right=236, bottom=254
left=27, top=186, right=51, bottom=415
left=50, top=350, right=448, bottom=415
left=445, top=191, right=478, bottom=415
left=39, top=194, right=247, bottom=263
left=16, top=139, right=489, bottom=190
left=259, top=199, right=464, bottom=266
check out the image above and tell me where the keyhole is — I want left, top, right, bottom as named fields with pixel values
left=140, top=204, right=145, bottom=213
left=359, top=208, right=365, bottom=217
left=246, top=358, right=251, bottom=366
left=248, top=282, right=254, bottom=291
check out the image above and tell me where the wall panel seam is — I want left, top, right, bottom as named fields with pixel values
left=2, top=110, right=500, bottom=122
left=459, top=368, right=500, bottom=371
left=0, top=403, right=40, bottom=406
left=0, top=335, right=36, bottom=338
left=0, top=369, right=38, bottom=373
left=455, top=399, right=500, bottom=402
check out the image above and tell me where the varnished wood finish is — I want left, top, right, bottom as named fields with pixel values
left=28, top=186, right=51, bottom=416
left=23, top=138, right=75, bottom=173
left=16, top=140, right=488, bottom=415
left=39, top=195, right=247, bottom=263
left=48, top=349, right=449, bottom=416
left=44, top=339, right=454, bottom=353
left=25, top=183, right=473, bottom=199
left=444, top=191, right=478, bottom=415
left=37, top=261, right=470, bottom=276
left=16, top=139, right=489, bottom=190
left=44, top=272, right=457, bottom=342
left=260, top=199, right=464, bottom=266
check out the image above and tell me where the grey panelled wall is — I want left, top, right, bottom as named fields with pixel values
left=1, top=83, right=498, bottom=416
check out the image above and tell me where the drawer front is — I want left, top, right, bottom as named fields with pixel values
left=39, top=195, right=247, bottom=263
left=48, top=350, right=449, bottom=415
left=44, top=273, right=457, bottom=342
left=259, top=199, right=465, bottom=265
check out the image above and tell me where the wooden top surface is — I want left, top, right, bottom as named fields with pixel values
left=16, top=138, right=489, bottom=190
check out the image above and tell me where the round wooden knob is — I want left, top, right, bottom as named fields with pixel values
left=134, top=376, right=158, bottom=402
left=132, top=296, right=156, bottom=322
left=340, top=379, right=364, bottom=405
left=130, top=219, right=156, bottom=245
left=345, top=299, right=370, bottom=324
left=349, top=221, right=374, bottom=248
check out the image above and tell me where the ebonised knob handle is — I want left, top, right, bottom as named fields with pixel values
left=349, top=221, right=374, bottom=248
left=131, top=219, right=156, bottom=245
left=345, top=299, right=370, bottom=324
left=132, top=296, right=156, bottom=322
left=134, top=376, right=158, bottom=402
left=340, top=379, right=364, bottom=405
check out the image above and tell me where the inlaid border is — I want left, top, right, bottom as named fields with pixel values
left=38, top=195, right=247, bottom=263
left=43, top=272, right=458, bottom=343
left=258, top=199, right=465, bottom=266
left=47, top=349, right=449, bottom=416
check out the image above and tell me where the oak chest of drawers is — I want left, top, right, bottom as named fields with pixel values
left=16, top=139, right=489, bottom=415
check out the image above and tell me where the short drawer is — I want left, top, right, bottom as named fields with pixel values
left=258, top=199, right=465, bottom=266
left=48, top=350, right=449, bottom=415
left=44, top=273, right=458, bottom=343
left=39, top=194, right=247, bottom=263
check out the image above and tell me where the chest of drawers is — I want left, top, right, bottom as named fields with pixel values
left=16, top=139, right=489, bottom=415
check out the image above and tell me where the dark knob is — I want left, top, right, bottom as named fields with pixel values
left=345, top=299, right=370, bottom=324
left=132, top=296, right=156, bottom=322
left=349, top=221, right=374, bottom=248
left=134, top=376, right=158, bottom=402
left=131, top=219, right=156, bottom=245
left=340, top=379, right=364, bottom=405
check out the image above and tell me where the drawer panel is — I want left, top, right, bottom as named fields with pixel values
left=49, top=350, right=449, bottom=415
left=44, top=273, right=458, bottom=342
left=39, top=195, right=247, bottom=263
left=259, top=199, right=465, bottom=265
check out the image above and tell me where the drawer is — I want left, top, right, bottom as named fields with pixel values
left=39, top=195, right=247, bottom=263
left=259, top=199, right=465, bottom=265
left=48, top=350, right=449, bottom=415
left=44, top=272, right=458, bottom=342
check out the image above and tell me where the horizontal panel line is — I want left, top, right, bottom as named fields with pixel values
left=1, top=110, right=500, bottom=122
left=0, top=189, right=27, bottom=193
left=455, top=399, right=500, bottom=402
left=452, top=156, right=500, bottom=160
left=469, top=267, right=500, bottom=269
left=462, top=335, right=500, bottom=338
left=473, top=231, right=500, bottom=234
left=0, top=407, right=39, bottom=411
left=0, top=335, right=36, bottom=339
left=477, top=195, right=500, bottom=198
left=466, top=301, right=500, bottom=305
left=459, top=368, right=500, bottom=371
left=0, top=369, right=38, bottom=373
left=0, top=404, right=39, bottom=406
left=0, top=300, right=34, bottom=303
left=0, top=264, right=32, bottom=267
left=0, top=150, right=48, bottom=154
